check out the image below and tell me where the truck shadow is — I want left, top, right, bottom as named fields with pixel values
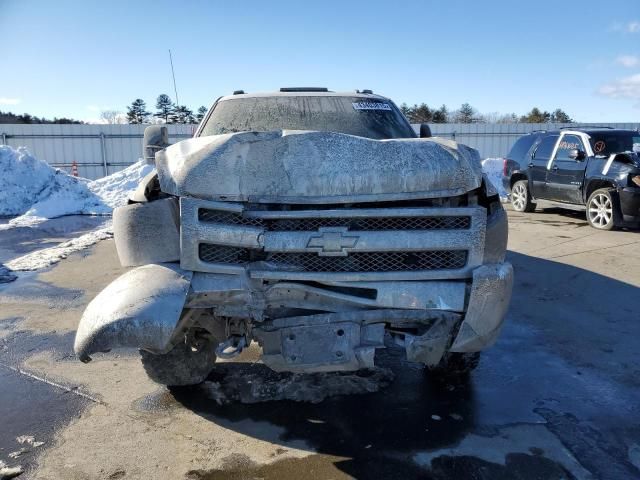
left=169, top=250, right=640, bottom=479
left=172, top=349, right=477, bottom=478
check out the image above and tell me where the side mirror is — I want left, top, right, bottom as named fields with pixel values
left=568, top=149, right=586, bottom=161
left=143, top=125, right=170, bottom=164
left=419, top=123, right=432, bottom=138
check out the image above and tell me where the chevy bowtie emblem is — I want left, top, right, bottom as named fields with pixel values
left=307, top=227, right=359, bottom=256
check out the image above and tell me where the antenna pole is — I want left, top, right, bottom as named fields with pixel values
left=169, top=49, right=179, bottom=105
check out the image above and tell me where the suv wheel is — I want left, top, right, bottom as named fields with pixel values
left=511, top=180, right=536, bottom=212
left=587, top=189, right=618, bottom=230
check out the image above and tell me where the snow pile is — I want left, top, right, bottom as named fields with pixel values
left=88, top=161, right=154, bottom=209
left=0, top=145, right=106, bottom=220
left=481, top=157, right=508, bottom=199
left=0, top=145, right=153, bottom=228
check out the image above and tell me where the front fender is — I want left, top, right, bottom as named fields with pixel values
left=74, top=263, right=192, bottom=362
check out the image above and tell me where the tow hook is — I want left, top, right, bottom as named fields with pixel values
left=215, top=336, right=247, bottom=359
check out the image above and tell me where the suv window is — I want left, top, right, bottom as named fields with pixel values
left=533, top=135, right=559, bottom=161
left=199, top=96, right=417, bottom=140
left=555, top=135, right=584, bottom=161
left=507, top=135, right=539, bottom=161
left=588, top=132, right=640, bottom=156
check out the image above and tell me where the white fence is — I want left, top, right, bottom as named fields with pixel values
left=1, top=124, right=194, bottom=180
left=2, top=122, right=638, bottom=179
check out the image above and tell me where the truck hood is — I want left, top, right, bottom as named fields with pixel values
left=156, top=130, right=483, bottom=204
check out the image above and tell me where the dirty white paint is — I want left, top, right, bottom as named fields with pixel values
left=156, top=130, right=483, bottom=203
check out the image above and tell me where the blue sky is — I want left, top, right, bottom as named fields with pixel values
left=1, top=0, right=639, bottom=122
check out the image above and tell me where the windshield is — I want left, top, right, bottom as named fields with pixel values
left=588, top=132, right=640, bottom=156
left=199, top=95, right=417, bottom=140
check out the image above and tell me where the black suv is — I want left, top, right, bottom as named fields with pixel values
left=503, top=128, right=640, bottom=230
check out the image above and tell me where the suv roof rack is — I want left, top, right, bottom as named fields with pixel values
left=559, top=125, right=614, bottom=130
left=356, top=89, right=374, bottom=94
left=232, top=90, right=245, bottom=95
left=279, top=87, right=329, bottom=92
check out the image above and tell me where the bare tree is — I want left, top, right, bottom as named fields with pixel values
left=100, top=110, right=126, bottom=124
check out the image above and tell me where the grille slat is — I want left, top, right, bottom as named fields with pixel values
left=198, top=244, right=467, bottom=272
left=268, top=251, right=467, bottom=272
left=198, top=210, right=264, bottom=227
left=198, top=244, right=251, bottom=264
left=198, top=209, right=470, bottom=231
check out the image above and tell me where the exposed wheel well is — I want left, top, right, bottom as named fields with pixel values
left=510, top=173, right=528, bottom=188
left=585, top=179, right=616, bottom=202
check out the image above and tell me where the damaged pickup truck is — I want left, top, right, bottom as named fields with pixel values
left=74, top=88, right=513, bottom=386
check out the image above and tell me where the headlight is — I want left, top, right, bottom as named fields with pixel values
left=630, top=175, right=640, bottom=188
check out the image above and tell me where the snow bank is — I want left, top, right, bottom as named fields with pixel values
left=0, top=145, right=105, bottom=219
left=88, top=161, right=154, bottom=209
left=0, top=145, right=153, bottom=228
left=481, top=157, right=508, bottom=199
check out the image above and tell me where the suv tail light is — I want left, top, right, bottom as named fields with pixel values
left=502, top=158, right=508, bottom=177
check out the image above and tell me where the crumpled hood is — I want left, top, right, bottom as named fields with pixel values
left=156, top=130, right=483, bottom=203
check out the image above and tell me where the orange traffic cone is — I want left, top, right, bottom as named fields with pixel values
left=71, top=161, right=78, bottom=177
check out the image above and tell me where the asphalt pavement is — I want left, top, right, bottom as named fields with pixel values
left=0, top=208, right=639, bottom=480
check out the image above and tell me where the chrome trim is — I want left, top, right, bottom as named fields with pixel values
left=180, top=197, right=486, bottom=281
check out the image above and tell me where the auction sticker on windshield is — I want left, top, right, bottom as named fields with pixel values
left=352, top=102, right=392, bottom=111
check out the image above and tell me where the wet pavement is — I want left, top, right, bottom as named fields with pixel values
left=0, top=208, right=639, bottom=479
left=0, top=215, right=108, bottom=264
left=0, top=340, right=88, bottom=477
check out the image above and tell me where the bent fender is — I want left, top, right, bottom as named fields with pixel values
left=74, top=263, right=192, bottom=362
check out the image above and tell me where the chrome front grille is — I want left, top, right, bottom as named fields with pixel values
left=199, top=209, right=470, bottom=231
left=181, top=197, right=486, bottom=280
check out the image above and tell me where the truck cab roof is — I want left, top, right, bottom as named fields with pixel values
left=218, top=89, right=390, bottom=102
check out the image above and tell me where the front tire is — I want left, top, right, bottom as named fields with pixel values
left=586, top=188, right=618, bottom=230
left=140, top=340, right=217, bottom=386
left=426, top=352, right=480, bottom=378
left=511, top=180, right=536, bottom=212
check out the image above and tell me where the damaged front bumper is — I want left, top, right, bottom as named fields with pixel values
left=74, top=264, right=192, bottom=362
left=250, top=263, right=513, bottom=372
left=74, top=261, right=512, bottom=371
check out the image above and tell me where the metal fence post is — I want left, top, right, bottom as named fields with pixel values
left=1, top=133, right=6, bottom=145
left=99, top=133, right=108, bottom=177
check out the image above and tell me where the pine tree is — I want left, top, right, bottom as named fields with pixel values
left=400, top=103, right=434, bottom=123
left=126, top=99, right=150, bottom=124
left=195, top=106, right=208, bottom=122
left=411, top=103, right=433, bottom=123
left=155, top=94, right=174, bottom=123
left=170, top=105, right=195, bottom=124
left=456, top=103, right=476, bottom=123
left=550, top=109, right=572, bottom=123
left=520, top=108, right=551, bottom=123
left=432, top=105, right=448, bottom=123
